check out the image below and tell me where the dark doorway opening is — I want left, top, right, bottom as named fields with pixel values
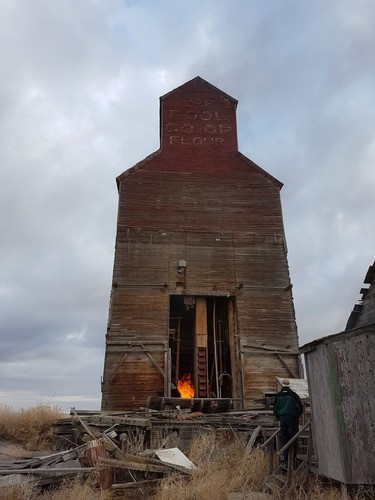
left=169, top=295, right=233, bottom=398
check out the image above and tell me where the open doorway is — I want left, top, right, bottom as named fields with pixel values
left=169, top=295, right=234, bottom=398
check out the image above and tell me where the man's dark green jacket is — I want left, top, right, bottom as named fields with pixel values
left=273, top=387, right=303, bottom=419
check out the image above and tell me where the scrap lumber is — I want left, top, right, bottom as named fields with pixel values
left=97, top=457, right=173, bottom=474
left=246, top=426, right=262, bottom=453
left=112, top=478, right=162, bottom=489
left=83, top=439, right=113, bottom=488
left=0, top=468, right=94, bottom=475
left=88, top=414, right=151, bottom=427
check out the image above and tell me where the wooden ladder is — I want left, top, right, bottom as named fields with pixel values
left=262, top=421, right=314, bottom=495
left=196, top=347, right=208, bottom=397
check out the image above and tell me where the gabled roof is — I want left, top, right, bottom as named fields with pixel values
left=116, top=76, right=282, bottom=190
left=237, top=152, right=283, bottom=189
left=300, top=322, right=375, bottom=354
left=116, top=149, right=283, bottom=189
left=160, top=76, right=238, bottom=106
left=116, top=149, right=161, bottom=187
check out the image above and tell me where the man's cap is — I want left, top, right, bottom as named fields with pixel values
left=282, top=378, right=290, bottom=386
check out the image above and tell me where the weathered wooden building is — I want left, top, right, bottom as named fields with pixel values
left=346, top=260, right=375, bottom=330
left=301, top=261, right=375, bottom=485
left=101, top=77, right=301, bottom=411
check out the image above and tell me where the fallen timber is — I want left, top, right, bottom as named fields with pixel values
left=0, top=404, right=279, bottom=493
left=54, top=402, right=278, bottom=453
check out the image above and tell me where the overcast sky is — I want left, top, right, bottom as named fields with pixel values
left=1, top=0, right=374, bottom=411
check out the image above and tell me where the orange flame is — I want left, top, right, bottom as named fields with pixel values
left=177, top=373, right=195, bottom=398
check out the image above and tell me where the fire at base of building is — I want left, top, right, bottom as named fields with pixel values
left=101, top=77, right=302, bottom=411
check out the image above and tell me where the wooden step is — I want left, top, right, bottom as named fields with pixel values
left=263, top=469, right=288, bottom=494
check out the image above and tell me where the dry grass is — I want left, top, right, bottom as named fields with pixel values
left=41, top=477, right=115, bottom=500
left=0, top=403, right=66, bottom=451
left=153, top=430, right=268, bottom=500
left=0, top=408, right=373, bottom=499
left=0, top=481, right=40, bottom=500
left=0, top=477, right=116, bottom=500
left=153, top=431, right=374, bottom=500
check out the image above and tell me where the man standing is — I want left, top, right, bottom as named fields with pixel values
left=273, top=378, right=303, bottom=464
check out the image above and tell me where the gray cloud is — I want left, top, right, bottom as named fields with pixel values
left=1, top=0, right=374, bottom=409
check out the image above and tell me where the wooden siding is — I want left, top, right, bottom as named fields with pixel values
left=241, top=347, right=300, bottom=407
left=302, top=326, right=375, bottom=484
left=107, top=288, right=168, bottom=339
left=102, top=340, right=167, bottom=410
left=117, top=166, right=284, bottom=233
left=303, top=342, right=347, bottom=483
left=346, top=261, right=375, bottom=330
left=102, top=77, right=300, bottom=411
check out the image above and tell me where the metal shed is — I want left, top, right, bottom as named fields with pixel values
left=300, top=324, right=375, bottom=484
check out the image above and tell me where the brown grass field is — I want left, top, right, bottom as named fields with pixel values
left=0, top=404, right=372, bottom=499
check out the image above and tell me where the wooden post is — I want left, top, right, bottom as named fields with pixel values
left=213, top=300, right=220, bottom=397
left=84, top=439, right=113, bottom=489
left=175, top=317, right=181, bottom=383
left=287, top=445, right=293, bottom=482
left=269, top=438, right=275, bottom=474
left=228, top=299, right=240, bottom=405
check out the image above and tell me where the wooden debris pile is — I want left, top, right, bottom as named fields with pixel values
left=0, top=409, right=195, bottom=493
left=0, top=406, right=278, bottom=493
left=0, top=444, right=93, bottom=489
left=54, top=404, right=277, bottom=453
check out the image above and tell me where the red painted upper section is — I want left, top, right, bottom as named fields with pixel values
left=117, top=76, right=281, bottom=187
left=160, top=76, right=238, bottom=156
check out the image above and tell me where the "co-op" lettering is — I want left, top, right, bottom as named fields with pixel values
left=165, top=123, right=231, bottom=134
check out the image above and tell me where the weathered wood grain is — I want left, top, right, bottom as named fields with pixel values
left=102, top=77, right=300, bottom=411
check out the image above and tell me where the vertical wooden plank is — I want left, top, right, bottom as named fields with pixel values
left=228, top=298, right=241, bottom=407
left=195, top=297, right=207, bottom=348
left=239, top=340, right=246, bottom=409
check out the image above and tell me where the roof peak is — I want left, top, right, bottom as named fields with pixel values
left=161, top=76, right=238, bottom=105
